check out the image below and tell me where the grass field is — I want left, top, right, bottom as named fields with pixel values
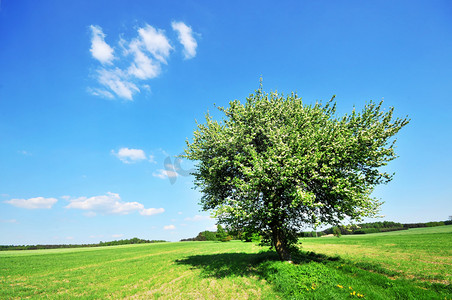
left=1, top=226, right=451, bottom=299
left=300, top=225, right=452, bottom=285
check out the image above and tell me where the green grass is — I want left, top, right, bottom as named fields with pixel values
left=1, top=226, right=451, bottom=299
left=300, top=225, right=452, bottom=285
left=0, top=241, right=276, bottom=299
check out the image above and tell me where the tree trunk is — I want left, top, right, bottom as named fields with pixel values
left=272, top=227, right=292, bottom=261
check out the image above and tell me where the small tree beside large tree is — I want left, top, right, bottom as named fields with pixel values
left=184, top=84, right=409, bottom=261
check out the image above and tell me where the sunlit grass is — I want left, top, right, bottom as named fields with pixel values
left=1, top=241, right=276, bottom=299
left=1, top=226, right=451, bottom=299
left=300, top=225, right=452, bottom=285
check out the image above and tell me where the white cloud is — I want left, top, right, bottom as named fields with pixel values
left=66, top=192, right=142, bottom=215
left=184, top=214, right=211, bottom=222
left=5, top=197, right=57, bottom=209
left=171, top=21, right=198, bottom=59
left=97, top=68, right=139, bottom=101
left=163, top=224, right=176, bottom=230
left=139, top=207, right=165, bottom=216
left=88, top=22, right=196, bottom=101
left=137, top=24, right=173, bottom=63
left=65, top=192, right=163, bottom=217
left=127, top=40, right=161, bottom=80
left=112, top=234, right=124, bottom=238
left=90, top=25, right=115, bottom=64
left=112, top=147, right=146, bottom=163
left=87, top=87, right=114, bottom=99
left=152, top=168, right=178, bottom=179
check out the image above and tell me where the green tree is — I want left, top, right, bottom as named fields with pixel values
left=216, top=224, right=231, bottom=242
left=184, top=85, right=409, bottom=261
left=332, top=226, right=342, bottom=237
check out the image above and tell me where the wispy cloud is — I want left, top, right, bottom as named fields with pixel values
left=152, top=168, right=178, bottom=180
left=112, top=234, right=124, bottom=238
left=90, top=25, right=115, bottom=64
left=136, top=24, right=173, bottom=63
left=97, top=68, right=139, bottom=101
left=127, top=43, right=161, bottom=80
left=184, top=214, right=211, bottom=222
left=163, top=224, right=176, bottom=230
left=112, top=147, right=147, bottom=163
left=18, top=150, right=32, bottom=156
left=171, top=21, right=198, bottom=59
left=140, top=207, right=165, bottom=216
left=65, top=192, right=164, bottom=216
left=88, top=21, right=197, bottom=101
left=5, top=197, right=57, bottom=209
left=0, top=219, right=17, bottom=223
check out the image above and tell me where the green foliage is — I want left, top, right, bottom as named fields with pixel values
left=425, top=221, right=445, bottom=227
left=201, top=230, right=218, bottom=241
left=241, top=230, right=262, bottom=243
left=333, top=226, right=342, bottom=237
left=181, top=226, right=234, bottom=242
left=184, top=84, right=409, bottom=260
left=298, top=231, right=324, bottom=238
left=353, top=228, right=380, bottom=234
left=216, top=224, right=232, bottom=242
left=322, top=220, right=450, bottom=235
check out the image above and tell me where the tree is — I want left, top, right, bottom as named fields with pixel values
left=183, top=84, right=409, bottom=261
left=332, top=226, right=342, bottom=238
left=216, top=224, right=232, bottom=242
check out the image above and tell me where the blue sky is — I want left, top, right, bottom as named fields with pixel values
left=1, top=1, right=451, bottom=244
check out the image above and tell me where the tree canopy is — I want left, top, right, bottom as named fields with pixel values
left=184, top=85, right=409, bottom=261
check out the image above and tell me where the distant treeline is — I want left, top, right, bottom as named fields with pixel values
left=180, top=225, right=234, bottom=242
left=0, top=237, right=166, bottom=251
left=300, top=219, right=452, bottom=237
left=182, top=220, right=452, bottom=242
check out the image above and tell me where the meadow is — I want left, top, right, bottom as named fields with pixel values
left=1, top=226, right=451, bottom=299
left=300, top=225, right=452, bottom=285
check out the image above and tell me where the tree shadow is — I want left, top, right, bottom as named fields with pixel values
left=175, top=251, right=276, bottom=278
left=174, top=248, right=340, bottom=279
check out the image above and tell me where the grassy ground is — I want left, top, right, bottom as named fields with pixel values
left=0, top=241, right=276, bottom=299
left=1, top=226, right=451, bottom=299
left=300, top=225, right=452, bottom=285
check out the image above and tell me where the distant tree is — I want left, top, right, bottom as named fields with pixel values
left=332, top=227, right=342, bottom=237
left=200, top=231, right=218, bottom=241
left=184, top=84, right=409, bottom=261
left=216, top=224, right=230, bottom=242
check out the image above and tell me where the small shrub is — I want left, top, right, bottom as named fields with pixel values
left=333, top=227, right=342, bottom=237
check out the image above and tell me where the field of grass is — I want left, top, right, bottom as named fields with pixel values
left=1, top=226, right=451, bottom=299
left=0, top=241, right=276, bottom=299
left=300, top=225, right=452, bottom=285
